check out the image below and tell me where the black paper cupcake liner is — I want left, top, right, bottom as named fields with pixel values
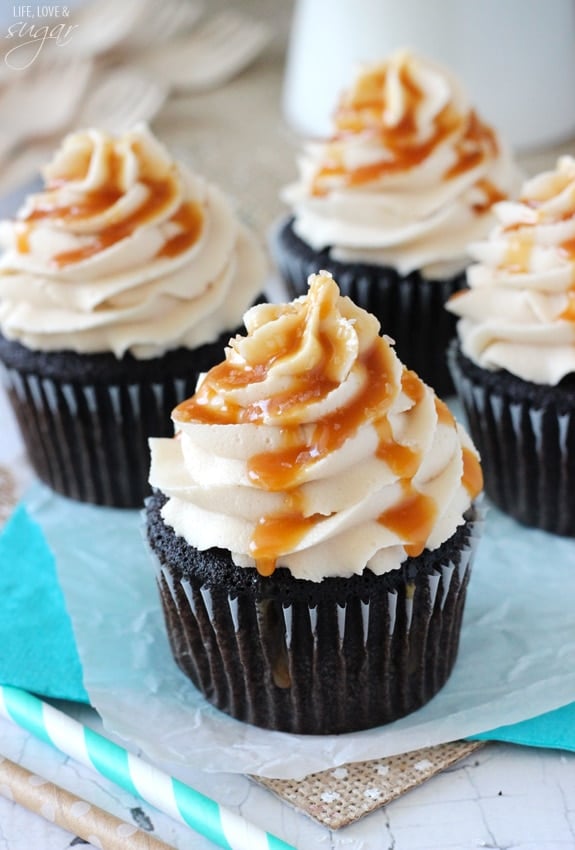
left=145, top=490, right=484, bottom=735
left=448, top=340, right=575, bottom=536
left=0, top=331, right=237, bottom=508
left=271, top=217, right=467, bottom=397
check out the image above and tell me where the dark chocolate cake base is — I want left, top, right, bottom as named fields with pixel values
left=271, top=216, right=467, bottom=397
left=0, top=330, right=237, bottom=508
left=448, top=340, right=575, bottom=536
left=145, top=490, right=482, bottom=735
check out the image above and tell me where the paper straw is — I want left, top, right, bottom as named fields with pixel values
left=0, top=755, right=176, bottom=850
left=0, top=686, right=294, bottom=850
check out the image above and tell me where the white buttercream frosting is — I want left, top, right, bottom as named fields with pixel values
left=0, top=126, right=267, bottom=358
left=149, top=271, right=482, bottom=581
left=282, top=49, right=521, bottom=278
left=447, top=156, right=575, bottom=385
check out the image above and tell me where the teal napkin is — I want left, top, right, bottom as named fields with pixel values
left=470, top=703, right=575, bottom=752
left=0, top=503, right=88, bottom=702
left=1, top=498, right=575, bottom=752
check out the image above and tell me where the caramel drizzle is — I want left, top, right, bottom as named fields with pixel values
left=500, top=215, right=575, bottom=320
left=378, top=482, right=437, bottom=559
left=471, top=177, right=508, bottom=215
left=16, top=140, right=203, bottom=264
left=435, top=397, right=455, bottom=426
left=311, top=62, right=500, bottom=202
left=444, top=111, right=498, bottom=180
left=462, top=447, right=483, bottom=498
left=503, top=233, right=533, bottom=274
left=15, top=223, right=30, bottom=254
left=375, top=371, right=435, bottom=558
left=174, top=326, right=480, bottom=575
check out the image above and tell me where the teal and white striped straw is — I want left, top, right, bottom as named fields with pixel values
left=0, top=686, right=294, bottom=850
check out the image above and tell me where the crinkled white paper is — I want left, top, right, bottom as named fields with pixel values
left=28, top=460, right=575, bottom=781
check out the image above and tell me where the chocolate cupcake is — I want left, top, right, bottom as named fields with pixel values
left=447, top=156, right=575, bottom=536
left=146, top=271, right=485, bottom=734
left=272, top=49, right=521, bottom=396
left=0, top=125, right=267, bottom=507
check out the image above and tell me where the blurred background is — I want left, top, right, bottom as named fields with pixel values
left=0, top=0, right=573, bottom=234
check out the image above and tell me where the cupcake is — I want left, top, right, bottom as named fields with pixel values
left=146, top=270, right=484, bottom=734
left=0, top=125, right=267, bottom=507
left=447, top=156, right=575, bottom=537
left=272, top=49, right=521, bottom=396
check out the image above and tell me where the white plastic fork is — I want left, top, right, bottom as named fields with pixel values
left=72, top=68, right=169, bottom=132
left=59, top=0, right=149, bottom=58
left=119, top=0, right=205, bottom=52
left=0, top=58, right=93, bottom=163
left=133, top=9, right=271, bottom=92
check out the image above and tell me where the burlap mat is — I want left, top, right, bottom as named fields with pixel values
left=252, top=740, right=484, bottom=829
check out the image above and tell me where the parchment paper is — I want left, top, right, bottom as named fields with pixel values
left=27, top=463, right=575, bottom=781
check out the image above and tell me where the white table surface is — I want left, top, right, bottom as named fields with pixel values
left=2, top=702, right=575, bottom=850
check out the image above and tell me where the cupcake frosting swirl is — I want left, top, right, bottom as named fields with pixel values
left=447, top=156, right=575, bottom=385
left=149, top=271, right=482, bottom=581
left=282, top=49, right=520, bottom=278
left=0, top=126, right=266, bottom=358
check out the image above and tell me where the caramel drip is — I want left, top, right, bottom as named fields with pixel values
left=375, top=418, right=420, bottom=478
left=558, top=237, right=575, bottom=289
left=250, top=512, right=326, bottom=576
left=444, top=111, right=499, bottom=180
left=558, top=291, right=575, bottom=322
left=559, top=237, right=575, bottom=261
left=401, top=368, right=425, bottom=403
left=374, top=370, right=426, bottom=477
left=435, top=397, right=455, bottom=427
left=461, top=446, right=483, bottom=498
left=377, top=482, right=437, bottom=558
left=24, top=188, right=123, bottom=223
left=252, top=485, right=315, bottom=576
left=15, top=224, right=30, bottom=254
left=471, top=177, right=508, bottom=215
left=52, top=178, right=178, bottom=266
left=157, top=202, right=204, bottom=259
left=503, top=235, right=533, bottom=273
left=254, top=557, right=276, bottom=577
left=335, top=63, right=423, bottom=137
left=436, top=394, right=483, bottom=498
left=335, top=67, right=391, bottom=133
left=174, top=360, right=269, bottom=424
left=447, top=288, right=468, bottom=301
left=501, top=225, right=575, bottom=281
left=258, top=599, right=292, bottom=687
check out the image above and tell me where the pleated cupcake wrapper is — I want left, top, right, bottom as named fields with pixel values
left=1, top=365, right=198, bottom=508
left=449, top=348, right=575, bottom=536
left=151, top=511, right=484, bottom=735
left=271, top=218, right=466, bottom=397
